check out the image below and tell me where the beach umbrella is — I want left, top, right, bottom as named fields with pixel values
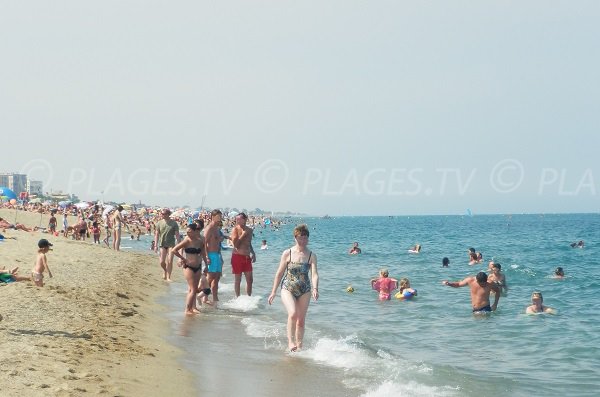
left=42, top=201, right=53, bottom=206
left=29, top=198, right=42, bottom=204
left=172, top=209, right=186, bottom=218
left=58, top=200, right=71, bottom=208
left=228, top=210, right=239, bottom=218
left=75, top=202, right=90, bottom=209
left=121, top=204, right=132, bottom=210
left=0, top=187, right=17, bottom=200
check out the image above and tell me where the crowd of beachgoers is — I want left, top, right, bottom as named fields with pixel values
left=1, top=200, right=282, bottom=245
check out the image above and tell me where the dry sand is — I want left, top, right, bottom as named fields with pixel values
left=0, top=209, right=194, bottom=397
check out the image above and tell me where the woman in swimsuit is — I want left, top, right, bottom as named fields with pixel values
left=171, top=223, right=208, bottom=315
left=526, top=291, right=556, bottom=314
left=268, top=224, right=319, bottom=352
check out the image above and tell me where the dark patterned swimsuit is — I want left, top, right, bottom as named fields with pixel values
left=281, top=249, right=312, bottom=299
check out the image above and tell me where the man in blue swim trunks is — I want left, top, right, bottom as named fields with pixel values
left=442, top=272, right=501, bottom=314
left=204, top=209, right=224, bottom=303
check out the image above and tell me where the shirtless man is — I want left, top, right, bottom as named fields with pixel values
left=487, top=261, right=508, bottom=295
left=204, top=209, right=224, bottom=303
left=442, top=272, right=501, bottom=313
left=230, top=212, right=256, bottom=297
left=348, top=242, right=362, bottom=254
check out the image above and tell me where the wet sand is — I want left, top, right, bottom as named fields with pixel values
left=172, top=314, right=360, bottom=397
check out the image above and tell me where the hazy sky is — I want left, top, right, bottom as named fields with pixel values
left=2, top=1, right=598, bottom=215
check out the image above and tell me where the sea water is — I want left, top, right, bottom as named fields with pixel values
left=152, top=214, right=599, bottom=397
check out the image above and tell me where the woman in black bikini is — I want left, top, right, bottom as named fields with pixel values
left=171, top=223, right=208, bottom=315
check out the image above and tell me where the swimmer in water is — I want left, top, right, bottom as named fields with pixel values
left=526, top=291, right=556, bottom=314
left=487, top=261, right=508, bottom=296
left=554, top=267, right=565, bottom=279
left=408, top=244, right=421, bottom=253
left=395, top=277, right=417, bottom=300
left=349, top=242, right=362, bottom=254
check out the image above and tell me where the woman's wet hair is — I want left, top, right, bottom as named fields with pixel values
left=532, top=291, right=543, bottom=302
left=442, top=257, right=450, bottom=266
left=400, top=277, right=410, bottom=288
left=380, top=269, right=389, bottom=277
left=555, top=267, right=564, bottom=275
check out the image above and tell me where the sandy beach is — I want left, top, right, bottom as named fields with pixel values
left=0, top=209, right=195, bottom=396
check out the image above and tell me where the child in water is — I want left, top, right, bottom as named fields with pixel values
left=371, top=269, right=398, bottom=300
left=395, top=278, right=418, bottom=300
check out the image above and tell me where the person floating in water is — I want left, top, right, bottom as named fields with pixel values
left=408, top=244, right=421, bottom=253
left=371, top=269, right=398, bottom=300
left=348, top=242, right=362, bottom=254
left=443, top=272, right=501, bottom=314
left=553, top=267, right=565, bottom=279
left=526, top=291, right=556, bottom=314
left=468, top=248, right=482, bottom=265
left=442, top=257, right=450, bottom=267
left=569, top=240, right=584, bottom=248
left=395, top=277, right=417, bottom=300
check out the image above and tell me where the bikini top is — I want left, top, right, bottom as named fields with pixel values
left=184, top=247, right=203, bottom=255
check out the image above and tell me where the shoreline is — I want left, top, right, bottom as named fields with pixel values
left=0, top=210, right=195, bottom=396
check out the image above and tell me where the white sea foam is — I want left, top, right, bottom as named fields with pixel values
left=221, top=295, right=262, bottom=312
left=240, top=317, right=284, bottom=350
left=302, top=335, right=375, bottom=370
left=360, top=380, right=457, bottom=397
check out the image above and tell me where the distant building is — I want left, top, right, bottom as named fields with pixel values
left=0, top=173, right=28, bottom=195
left=27, top=179, right=43, bottom=196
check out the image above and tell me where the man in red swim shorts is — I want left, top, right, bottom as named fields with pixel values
left=230, top=213, right=256, bottom=297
